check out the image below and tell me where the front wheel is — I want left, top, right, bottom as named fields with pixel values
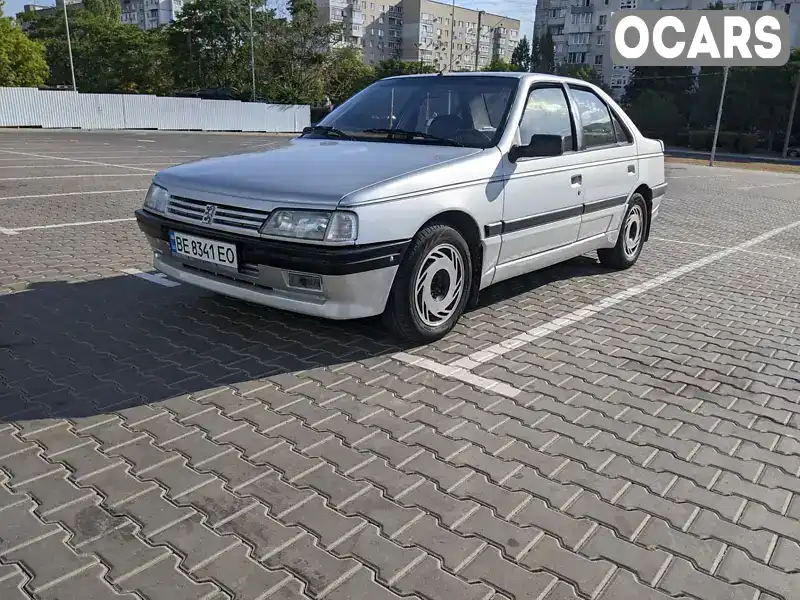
left=598, top=193, right=647, bottom=269
left=383, top=224, right=472, bottom=343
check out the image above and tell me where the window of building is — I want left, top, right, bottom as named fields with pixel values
left=785, top=2, right=791, bottom=12
left=596, top=35, right=604, bottom=45
left=519, top=87, right=574, bottom=151
left=598, top=14, right=607, bottom=27
left=570, top=88, right=616, bottom=148
left=567, top=51, right=587, bottom=63
left=568, top=33, right=590, bottom=44
left=594, top=54, right=603, bottom=64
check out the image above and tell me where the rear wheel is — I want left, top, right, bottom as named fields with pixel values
left=383, top=224, right=472, bottom=343
left=598, top=193, right=647, bottom=269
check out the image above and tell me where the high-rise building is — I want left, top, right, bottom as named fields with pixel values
left=316, top=0, right=521, bottom=71
left=120, top=0, right=185, bottom=29
left=534, top=0, right=800, bottom=98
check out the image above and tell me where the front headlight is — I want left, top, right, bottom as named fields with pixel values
left=143, top=183, right=169, bottom=213
left=260, top=209, right=358, bottom=242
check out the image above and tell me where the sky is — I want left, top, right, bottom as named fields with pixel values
left=5, top=0, right=538, bottom=47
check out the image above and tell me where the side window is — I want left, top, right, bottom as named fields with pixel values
left=610, top=110, right=632, bottom=143
left=518, top=87, right=574, bottom=152
left=570, top=88, right=616, bottom=149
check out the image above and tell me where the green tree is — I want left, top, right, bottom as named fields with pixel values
left=0, top=0, right=49, bottom=87
left=373, top=58, right=437, bottom=79
left=167, top=0, right=262, bottom=95
left=484, top=56, right=514, bottom=72
left=538, top=30, right=555, bottom=73
left=529, top=35, right=541, bottom=72
left=627, top=88, right=682, bottom=142
left=623, top=66, right=694, bottom=121
left=21, top=0, right=172, bottom=93
left=556, top=63, right=611, bottom=94
left=325, top=46, right=375, bottom=105
left=257, top=0, right=344, bottom=103
left=510, top=35, right=531, bottom=72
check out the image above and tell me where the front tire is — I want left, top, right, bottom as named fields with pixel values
left=383, top=224, right=472, bottom=343
left=598, top=193, right=647, bottom=269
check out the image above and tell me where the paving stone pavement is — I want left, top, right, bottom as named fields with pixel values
left=0, top=130, right=799, bottom=600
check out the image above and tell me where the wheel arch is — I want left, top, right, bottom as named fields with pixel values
left=419, top=209, right=484, bottom=309
left=631, top=183, right=653, bottom=241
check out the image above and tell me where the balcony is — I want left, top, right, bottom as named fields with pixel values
left=329, top=0, right=346, bottom=6
left=349, top=9, right=364, bottom=23
left=570, top=4, right=593, bottom=12
left=349, top=23, right=362, bottom=35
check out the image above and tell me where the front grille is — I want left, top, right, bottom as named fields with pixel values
left=167, top=196, right=270, bottom=235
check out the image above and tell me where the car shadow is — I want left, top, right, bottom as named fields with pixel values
left=0, top=254, right=611, bottom=425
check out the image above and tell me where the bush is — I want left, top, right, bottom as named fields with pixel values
left=688, top=130, right=713, bottom=150
left=717, top=131, right=738, bottom=150
left=674, top=131, right=690, bottom=148
left=736, top=133, right=758, bottom=154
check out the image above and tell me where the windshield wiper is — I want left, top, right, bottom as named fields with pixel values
left=301, top=125, right=355, bottom=140
left=361, top=128, right=465, bottom=147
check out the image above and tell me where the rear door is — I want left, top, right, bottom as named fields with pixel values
left=566, top=84, right=640, bottom=241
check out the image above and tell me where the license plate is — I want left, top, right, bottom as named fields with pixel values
left=169, top=231, right=238, bottom=269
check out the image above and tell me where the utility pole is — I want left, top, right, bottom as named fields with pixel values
left=62, top=0, right=77, bottom=92
left=449, top=0, right=455, bottom=71
left=474, top=10, right=483, bottom=71
left=709, top=0, right=739, bottom=167
left=249, top=0, right=256, bottom=101
left=708, top=66, right=728, bottom=167
left=782, top=67, right=800, bottom=159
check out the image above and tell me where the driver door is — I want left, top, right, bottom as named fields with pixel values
left=495, top=83, right=585, bottom=273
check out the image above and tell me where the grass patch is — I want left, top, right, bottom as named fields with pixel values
left=666, top=156, right=800, bottom=175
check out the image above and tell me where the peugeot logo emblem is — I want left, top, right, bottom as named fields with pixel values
left=201, top=204, right=216, bottom=224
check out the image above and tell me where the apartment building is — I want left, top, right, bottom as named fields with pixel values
left=316, top=0, right=521, bottom=70
left=120, top=0, right=184, bottom=30
left=534, top=0, right=800, bottom=98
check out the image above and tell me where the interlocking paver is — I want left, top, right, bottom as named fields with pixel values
left=3, top=131, right=800, bottom=599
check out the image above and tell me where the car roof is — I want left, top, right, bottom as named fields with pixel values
left=381, top=71, right=598, bottom=89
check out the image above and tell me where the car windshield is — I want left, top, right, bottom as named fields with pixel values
left=308, top=75, right=519, bottom=149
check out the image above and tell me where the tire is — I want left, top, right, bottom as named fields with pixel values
left=383, top=224, right=472, bottom=343
left=598, top=193, right=648, bottom=270
left=789, top=150, right=800, bottom=158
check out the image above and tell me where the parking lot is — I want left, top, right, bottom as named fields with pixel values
left=0, top=128, right=799, bottom=600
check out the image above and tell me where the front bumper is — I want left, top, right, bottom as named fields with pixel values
left=135, top=209, right=409, bottom=320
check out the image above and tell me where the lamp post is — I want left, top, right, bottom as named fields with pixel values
left=62, top=0, right=77, bottom=91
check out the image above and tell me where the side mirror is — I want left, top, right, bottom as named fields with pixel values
left=509, top=134, right=564, bottom=163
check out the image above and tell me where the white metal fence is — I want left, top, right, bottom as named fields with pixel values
left=0, top=87, right=311, bottom=133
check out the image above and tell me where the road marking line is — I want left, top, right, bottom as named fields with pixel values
left=0, top=189, right=148, bottom=201
left=0, top=149, right=157, bottom=172
left=0, top=218, right=137, bottom=235
left=652, top=237, right=800, bottom=262
left=448, top=218, right=800, bottom=370
left=120, top=268, right=181, bottom=287
left=392, top=352, right=520, bottom=398
left=737, top=181, right=800, bottom=191
left=0, top=174, right=150, bottom=181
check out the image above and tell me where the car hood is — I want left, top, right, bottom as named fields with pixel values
left=154, top=138, right=482, bottom=208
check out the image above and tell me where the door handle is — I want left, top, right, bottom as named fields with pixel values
left=628, top=164, right=636, bottom=174
left=571, top=174, right=582, bottom=185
